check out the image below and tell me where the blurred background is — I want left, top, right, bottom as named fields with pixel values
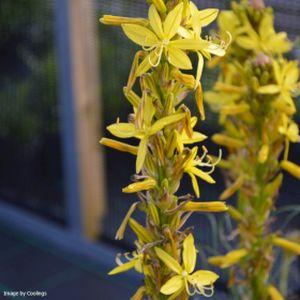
left=0, top=0, right=299, bottom=299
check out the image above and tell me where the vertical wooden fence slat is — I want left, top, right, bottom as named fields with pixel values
left=55, top=0, right=105, bottom=239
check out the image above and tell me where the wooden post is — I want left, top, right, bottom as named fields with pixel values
left=55, top=0, right=105, bottom=239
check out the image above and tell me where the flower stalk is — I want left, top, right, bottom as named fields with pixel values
left=206, top=0, right=300, bottom=299
left=99, top=1, right=229, bottom=299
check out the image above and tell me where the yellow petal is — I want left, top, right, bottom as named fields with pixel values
left=136, top=137, right=148, bottom=173
left=177, top=26, right=193, bottom=39
left=170, top=39, right=209, bottom=50
left=287, top=123, right=299, bottom=142
left=281, top=160, right=300, bottom=180
left=195, top=52, right=204, bottom=84
left=108, top=259, right=136, bottom=275
left=122, top=24, right=158, bottom=47
left=219, top=175, right=244, bottom=201
left=149, top=5, right=164, bottom=39
left=152, top=0, right=167, bottom=13
left=208, top=249, right=247, bottom=268
left=195, top=83, right=205, bottom=120
left=273, top=236, right=300, bottom=255
left=122, top=178, right=156, bottom=193
left=183, top=201, right=228, bottom=213
left=258, top=144, right=269, bottom=164
left=188, top=171, right=200, bottom=198
left=149, top=113, right=185, bottom=135
left=268, top=285, right=284, bottom=300
left=181, top=131, right=207, bottom=144
left=198, top=9, right=219, bottom=27
left=136, top=51, right=158, bottom=77
left=188, top=270, right=219, bottom=286
left=183, top=234, right=196, bottom=274
left=190, top=167, right=216, bottom=184
left=212, top=134, right=244, bottom=148
left=160, top=275, right=184, bottom=295
left=100, top=15, right=148, bottom=26
left=130, top=286, right=146, bottom=300
left=163, top=3, right=183, bottom=39
left=100, top=138, right=138, bottom=155
left=257, top=84, right=280, bottom=94
left=155, top=247, right=182, bottom=274
left=167, top=47, right=192, bottom=70
left=235, top=36, right=258, bottom=50
left=107, top=123, right=137, bottom=138
left=203, top=42, right=226, bottom=56
left=129, top=218, right=152, bottom=243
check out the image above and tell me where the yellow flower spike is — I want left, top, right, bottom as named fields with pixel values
left=183, top=201, right=228, bottom=213
left=258, top=144, right=269, bottom=164
left=273, top=236, right=300, bottom=255
left=115, top=202, right=139, bottom=240
left=208, top=249, right=247, bottom=269
left=129, top=218, right=152, bottom=244
left=268, top=285, right=284, bottom=300
left=100, top=15, right=148, bottom=26
left=100, top=138, right=138, bottom=156
left=122, top=178, right=156, bottom=193
left=212, top=134, right=244, bottom=149
left=219, top=175, right=244, bottom=201
left=281, top=160, right=300, bottom=180
left=156, top=234, right=219, bottom=297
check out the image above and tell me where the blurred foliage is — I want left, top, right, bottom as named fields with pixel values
left=0, top=0, right=58, bottom=144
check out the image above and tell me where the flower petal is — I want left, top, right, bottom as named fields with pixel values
left=188, top=270, right=219, bottom=286
left=183, top=234, right=196, bottom=274
left=190, top=167, right=216, bottom=184
left=167, top=47, right=192, bottom=70
left=149, top=5, right=164, bottom=39
left=155, top=247, right=182, bottom=274
left=160, top=275, right=184, bottom=295
left=163, top=3, right=183, bottom=39
left=257, top=84, right=280, bottom=94
left=188, top=171, right=200, bottom=198
left=198, top=9, right=219, bottom=27
left=122, top=24, right=158, bottom=47
left=136, top=51, right=158, bottom=77
left=136, top=137, right=148, bottom=173
left=149, top=113, right=185, bottom=135
left=107, top=123, right=137, bottom=138
left=108, top=260, right=136, bottom=275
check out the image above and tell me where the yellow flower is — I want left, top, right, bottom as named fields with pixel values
left=182, top=146, right=218, bottom=198
left=278, top=114, right=299, bottom=143
left=235, top=10, right=291, bottom=54
left=268, top=285, right=284, bottom=300
left=122, top=3, right=225, bottom=78
left=257, top=60, right=299, bottom=114
left=155, top=234, right=219, bottom=297
left=107, top=112, right=185, bottom=172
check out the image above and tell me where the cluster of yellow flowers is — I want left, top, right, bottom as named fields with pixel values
left=206, top=0, right=300, bottom=299
left=100, top=1, right=230, bottom=299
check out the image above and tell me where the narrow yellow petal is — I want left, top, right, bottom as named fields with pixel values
left=257, top=84, right=280, bottom=94
left=107, top=123, right=137, bottom=138
left=160, top=275, right=184, bottom=295
left=183, top=234, right=196, bottom=274
left=170, top=39, right=209, bottom=50
left=130, top=286, right=146, bottom=300
left=149, top=113, right=185, bottom=135
left=181, top=131, right=207, bottom=144
left=219, top=175, right=244, bottom=200
left=273, top=236, right=300, bottom=255
left=195, top=83, right=205, bottom=120
left=258, top=144, right=269, bottom=164
left=136, top=137, right=148, bottom=173
left=268, top=285, right=284, bottom=300
left=155, top=247, right=182, bottom=274
left=152, top=0, right=167, bottom=13
left=212, top=134, right=244, bottom=148
left=122, top=24, right=158, bottom=47
left=115, top=202, right=139, bottom=240
left=100, top=15, right=148, bottom=26
left=149, top=5, right=164, bottom=39
left=281, top=160, right=300, bottom=180
left=100, top=138, right=138, bottom=155
left=108, top=260, right=136, bottom=275
left=190, top=167, right=216, bottom=184
left=167, top=47, right=192, bottom=70
left=188, top=172, right=200, bottom=198
left=122, top=178, right=156, bottom=193
left=136, top=51, right=157, bottom=77
left=197, top=9, right=219, bottom=27
left=183, top=201, right=228, bottom=213
left=129, top=218, right=152, bottom=243
left=163, top=3, right=183, bottom=39
left=195, top=53, right=204, bottom=84
left=188, top=270, right=219, bottom=286
left=235, top=36, right=258, bottom=50
left=208, top=249, right=247, bottom=268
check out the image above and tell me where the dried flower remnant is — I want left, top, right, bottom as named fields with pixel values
left=99, top=1, right=229, bottom=299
